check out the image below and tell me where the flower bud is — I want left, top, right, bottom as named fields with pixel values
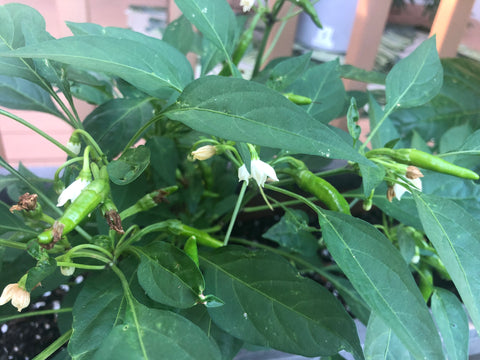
left=387, top=186, right=395, bottom=202
left=60, top=266, right=75, bottom=276
left=191, top=145, right=216, bottom=161
left=66, top=132, right=82, bottom=155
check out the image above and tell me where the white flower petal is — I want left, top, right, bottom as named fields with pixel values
left=393, top=177, right=422, bottom=201
left=66, top=141, right=81, bottom=155
left=57, top=178, right=90, bottom=206
left=250, top=159, right=278, bottom=187
left=238, top=164, right=250, bottom=184
left=240, top=0, right=255, bottom=12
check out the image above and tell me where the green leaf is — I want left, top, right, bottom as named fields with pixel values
left=262, top=209, right=318, bottom=256
left=364, top=312, right=414, bottom=359
left=25, top=257, right=56, bottom=292
left=264, top=52, right=312, bottom=91
left=202, top=246, right=363, bottom=358
left=431, top=288, right=469, bottom=360
left=390, top=58, right=480, bottom=145
left=93, top=301, right=221, bottom=360
left=358, top=161, right=385, bottom=198
left=83, top=98, right=154, bottom=159
left=0, top=201, right=36, bottom=235
left=339, top=64, right=386, bottom=85
left=145, top=136, right=179, bottom=186
left=136, top=241, right=205, bottom=309
left=0, top=4, right=47, bottom=84
left=347, top=97, right=361, bottom=145
left=439, top=123, right=472, bottom=154
left=107, top=146, right=150, bottom=185
left=174, top=0, right=237, bottom=66
left=385, top=36, right=443, bottom=111
left=166, top=76, right=367, bottom=165
left=68, top=269, right=124, bottom=360
left=289, top=60, right=346, bottom=123
left=368, top=93, right=399, bottom=149
left=414, top=193, right=480, bottom=334
left=318, top=211, right=444, bottom=360
left=2, top=34, right=191, bottom=98
left=0, top=75, right=61, bottom=115
left=163, top=15, right=196, bottom=55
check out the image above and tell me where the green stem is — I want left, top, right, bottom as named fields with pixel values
left=0, top=238, right=28, bottom=250
left=252, top=0, right=286, bottom=77
left=224, top=181, right=248, bottom=246
left=242, top=195, right=318, bottom=212
left=261, top=3, right=295, bottom=64
left=0, top=307, right=72, bottom=323
left=73, top=129, right=106, bottom=163
left=68, top=243, right=114, bottom=259
left=56, top=261, right=106, bottom=270
left=360, top=106, right=396, bottom=152
left=121, top=113, right=163, bottom=154
left=32, top=329, right=73, bottom=360
left=0, top=109, right=77, bottom=158
left=69, top=251, right=112, bottom=264
left=110, top=265, right=148, bottom=359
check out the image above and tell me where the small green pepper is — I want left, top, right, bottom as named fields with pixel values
left=295, top=169, right=351, bottom=215
left=367, top=148, right=479, bottom=180
left=38, top=179, right=109, bottom=244
left=283, top=92, right=312, bottom=105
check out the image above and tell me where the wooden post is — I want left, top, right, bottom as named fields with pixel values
left=429, top=0, right=475, bottom=58
left=343, top=0, right=393, bottom=91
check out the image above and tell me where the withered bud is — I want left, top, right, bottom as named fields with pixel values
left=42, top=221, right=65, bottom=250
left=406, top=166, right=424, bottom=180
left=9, top=193, right=38, bottom=213
left=153, top=189, right=170, bottom=204
left=104, top=210, right=124, bottom=234
left=387, top=186, right=396, bottom=203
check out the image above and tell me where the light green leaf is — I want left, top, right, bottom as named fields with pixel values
left=0, top=75, right=61, bottom=116
left=318, top=211, right=444, bottom=359
left=136, top=241, right=205, bottom=309
left=107, top=146, right=150, bottom=185
left=202, top=246, right=363, bottom=359
left=368, top=93, right=399, bottom=149
left=289, top=60, right=346, bottom=122
left=385, top=36, right=443, bottom=111
left=431, top=288, right=469, bottom=360
left=68, top=270, right=124, bottom=360
left=83, top=98, right=154, bottom=159
left=174, top=0, right=237, bottom=66
left=93, top=301, right=221, bottom=360
left=1, top=34, right=191, bottom=98
left=166, top=76, right=368, bottom=165
left=414, top=193, right=480, bottom=334
left=364, top=312, right=414, bottom=359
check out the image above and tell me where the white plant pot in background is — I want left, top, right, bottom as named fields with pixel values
left=295, top=0, right=359, bottom=53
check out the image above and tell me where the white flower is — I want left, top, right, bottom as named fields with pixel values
left=66, top=141, right=81, bottom=155
left=238, top=160, right=279, bottom=187
left=240, top=0, right=255, bottom=12
left=393, top=177, right=422, bottom=201
left=57, top=178, right=90, bottom=206
left=61, top=266, right=75, bottom=276
left=0, top=283, right=30, bottom=312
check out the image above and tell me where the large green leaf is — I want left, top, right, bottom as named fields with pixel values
left=263, top=52, right=312, bottom=91
left=174, top=0, right=237, bottom=67
left=318, top=211, right=444, bottom=359
left=107, top=146, right=150, bottom=185
left=0, top=75, right=61, bottom=115
left=92, top=301, right=221, bottom=360
left=288, top=60, right=346, bottom=123
left=1, top=34, right=191, bottom=98
left=431, top=288, right=469, bottom=360
left=0, top=4, right=46, bottom=84
left=385, top=36, right=442, bottom=111
left=166, top=76, right=368, bottom=164
left=390, top=58, right=480, bottom=143
left=368, top=93, right=399, bottom=149
left=414, top=193, right=480, bottom=334
left=162, top=15, right=197, bottom=55
left=202, top=246, right=363, bottom=359
left=136, top=241, right=205, bottom=309
left=145, top=136, right=179, bottom=186
left=364, top=312, right=413, bottom=359
left=83, top=98, right=154, bottom=159
left=68, top=270, right=124, bottom=360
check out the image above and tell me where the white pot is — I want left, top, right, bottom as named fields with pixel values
left=295, top=0, right=359, bottom=53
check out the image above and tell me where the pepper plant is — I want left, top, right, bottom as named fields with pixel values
left=0, top=1, right=479, bottom=359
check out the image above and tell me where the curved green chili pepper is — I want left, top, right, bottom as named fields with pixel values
left=294, top=169, right=351, bottom=215
left=367, top=148, right=479, bottom=180
left=38, top=179, right=109, bottom=244
left=283, top=92, right=312, bottom=105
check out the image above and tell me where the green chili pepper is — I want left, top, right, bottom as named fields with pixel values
left=290, top=166, right=351, bottom=215
left=283, top=92, right=312, bottom=105
left=367, top=148, right=479, bottom=180
left=38, top=179, right=109, bottom=244
left=288, top=0, right=322, bottom=28
left=184, top=236, right=199, bottom=267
